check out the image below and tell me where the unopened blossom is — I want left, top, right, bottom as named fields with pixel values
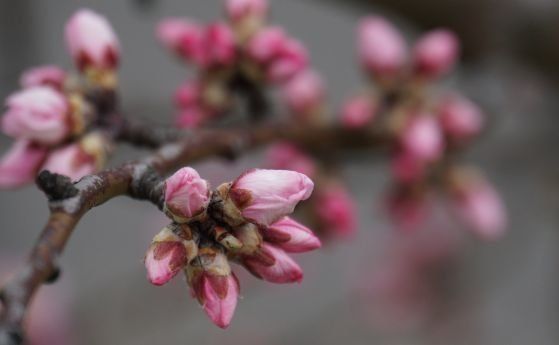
left=263, top=217, right=321, bottom=253
left=358, top=16, right=407, bottom=78
left=340, top=94, right=377, bottom=128
left=20, top=65, right=66, bottom=90
left=438, top=94, right=484, bottom=142
left=266, top=142, right=317, bottom=178
left=2, top=86, right=70, bottom=145
left=0, top=140, right=48, bottom=188
left=412, top=29, right=459, bottom=79
left=282, top=70, right=325, bottom=116
left=243, top=243, right=303, bottom=283
left=386, top=187, right=428, bottom=232
left=156, top=18, right=204, bottom=64
left=202, top=23, right=237, bottom=67
left=65, top=9, right=120, bottom=71
left=226, top=169, right=314, bottom=226
left=390, top=152, right=427, bottom=184
left=314, top=183, right=357, bottom=237
left=175, top=106, right=207, bottom=129
left=174, top=81, right=202, bottom=108
left=267, top=38, right=308, bottom=83
left=400, top=114, right=444, bottom=162
left=225, top=0, right=268, bottom=23
left=164, top=167, right=211, bottom=222
left=247, top=26, right=287, bottom=64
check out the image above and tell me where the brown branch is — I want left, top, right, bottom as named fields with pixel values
left=0, top=121, right=388, bottom=344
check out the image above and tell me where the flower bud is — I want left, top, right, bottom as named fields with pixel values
left=2, top=86, right=70, bottom=145
left=164, top=167, right=210, bottom=223
left=266, top=142, right=316, bottom=178
left=282, top=70, right=325, bottom=117
left=243, top=243, right=303, bottom=283
left=227, top=169, right=314, bottom=226
left=438, top=94, right=483, bottom=142
left=225, top=0, right=268, bottom=42
left=267, top=38, right=308, bottom=83
left=202, top=23, right=237, bottom=67
left=314, top=183, right=357, bottom=237
left=386, top=186, right=428, bottom=232
left=20, top=65, right=66, bottom=90
left=358, top=16, right=407, bottom=78
left=156, top=18, right=204, bottom=64
left=0, top=140, right=48, bottom=189
left=186, top=248, right=239, bottom=328
left=145, top=224, right=197, bottom=286
left=400, top=114, right=443, bottom=162
left=65, top=9, right=120, bottom=71
left=340, top=94, right=377, bottom=128
left=247, top=27, right=287, bottom=64
left=263, top=217, right=321, bottom=253
left=390, top=152, right=426, bottom=184
left=174, top=81, right=201, bottom=108
left=412, top=29, right=459, bottom=79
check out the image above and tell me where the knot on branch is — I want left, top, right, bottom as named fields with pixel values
left=129, top=164, right=165, bottom=209
left=36, top=171, right=79, bottom=201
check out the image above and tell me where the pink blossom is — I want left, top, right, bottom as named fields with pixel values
left=202, top=23, right=237, bottom=67
left=174, top=81, right=202, bottom=108
left=197, top=274, right=239, bottom=328
left=20, top=65, right=66, bottom=90
left=0, top=140, right=48, bottom=188
left=282, top=70, right=324, bottom=115
left=156, top=18, right=204, bottom=64
left=65, top=9, right=120, bottom=71
left=41, top=143, right=97, bottom=182
left=243, top=243, right=303, bottom=283
left=412, top=29, right=459, bottom=79
left=358, top=16, right=407, bottom=77
left=400, top=114, right=444, bottom=162
left=264, top=217, right=321, bottom=253
left=340, top=94, right=377, bottom=128
left=453, top=180, right=506, bottom=240
left=247, top=27, right=287, bottom=64
left=175, top=106, right=207, bottom=129
left=164, top=167, right=210, bottom=222
left=145, top=241, right=188, bottom=286
left=267, top=38, right=308, bottom=83
left=229, top=169, right=314, bottom=226
left=438, top=94, right=483, bottom=141
left=225, top=0, right=268, bottom=23
left=390, top=152, right=426, bottom=184
left=266, top=142, right=317, bottom=178
left=2, top=86, right=69, bottom=145
left=315, top=183, right=357, bottom=237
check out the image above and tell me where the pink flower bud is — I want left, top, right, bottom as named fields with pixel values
left=452, top=180, right=506, bottom=240
left=412, top=29, right=459, bottom=79
left=2, top=86, right=70, bottom=145
left=386, top=188, right=428, bottom=232
left=229, top=169, right=314, bottom=226
left=400, top=114, right=443, bottom=162
left=20, top=65, right=66, bottom=90
left=145, top=226, right=191, bottom=286
left=267, top=38, right=308, bottom=83
left=0, top=140, right=48, bottom=188
left=196, top=273, right=239, bottom=329
left=340, top=94, right=377, bottom=128
left=438, top=94, right=483, bottom=142
left=164, top=167, right=210, bottom=222
left=390, top=152, right=426, bottom=184
left=225, top=0, right=268, bottom=23
left=247, top=27, right=287, bottom=64
left=202, top=23, right=237, bottom=67
left=243, top=243, right=303, bottom=283
left=264, top=217, right=321, bottom=253
left=156, top=18, right=204, bottom=64
left=358, top=16, right=407, bottom=78
left=174, top=81, right=201, bottom=108
left=266, top=142, right=317, bottom=178
left=175, top=106, right=208, bottom=129
left=65, top=9, right=120, bottom=71
left=282, top=70, right=325, bottom=115
left=314, top=183, right=357, bottom=237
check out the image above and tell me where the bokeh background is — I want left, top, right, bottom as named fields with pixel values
left=1, top=0, right=559, bottom=344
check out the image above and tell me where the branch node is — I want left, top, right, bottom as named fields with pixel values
left=36, top=171, right=79, bottom=201
left=129, top=164, right=165, bottom=209
left=45, top=267, right=61, bottom=284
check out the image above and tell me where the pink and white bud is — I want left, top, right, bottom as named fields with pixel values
left=267, top=38, right=309, bottom=83
left=156, top=18, right=204, bottom=64
left=229, top=169, right=314, bottom=226
left=314, top=183, right=357, bottom=237
left=412, top=29, right=459, bottom=79
left=0, top=140, right=48, bottom=189
left=266, top=142, right=317, bottom=178
left=243, top=243, right=303, bottom=283
left=164, top=167, right=210, bottom=222
left=225, top=0, right=268, bottom=23
left=264, top=216, right=321, bottom=253
left=400, top=114, right=444, bottom=162
left=174, top=81, right=202, bottom=108
left=247, top=27, right=287, bottom=64
left=65, top=9, right=120, bottom=71
left=20, top=65, right=66, bottom=90
left=145, top=225, right=192, bottom=286
left=358, top=16, right=407, bottom=78
left=282, top=70, right=325, bottom=116
left=438, top=94, right=483, bottom=142
left=2, top=86, right=70, bottom=145
left=452, top=179, right=506, bottom=240
left=390, top=152, right=427, bottom=184
left=340, top=94, right=377, bottom=128
left=202, top=23, right=237, bottom=67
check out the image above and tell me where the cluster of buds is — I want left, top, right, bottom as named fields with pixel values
left=265, top=142, right=357, bottom=238
left=144, top=167, right=320, bottom=328
left=338, top=16, right=506, bottom=239
left=0, top=9, right=120, bottom=188
left=157, top=0, right=325, bottom=127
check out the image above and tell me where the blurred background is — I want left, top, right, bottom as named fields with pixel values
left=1, top=0, right=559, bottom=344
